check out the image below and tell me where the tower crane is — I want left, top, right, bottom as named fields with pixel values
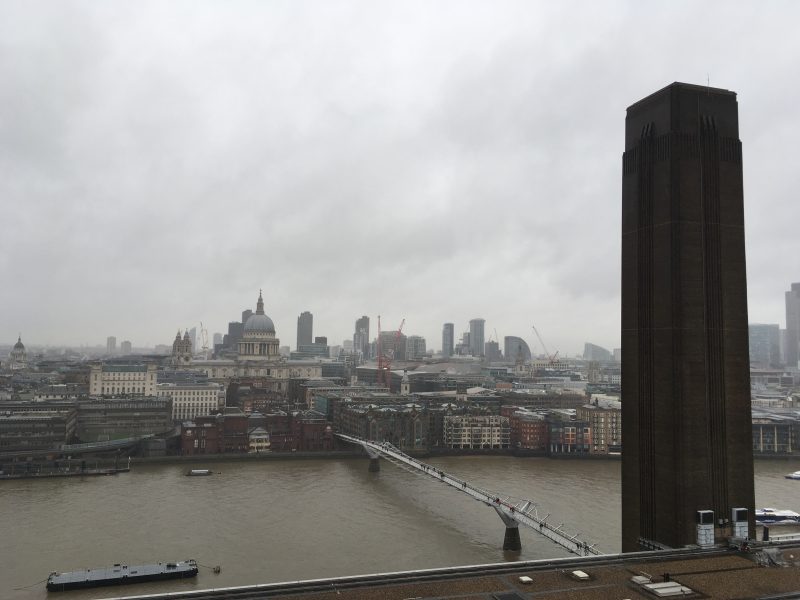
left=199, top=321, right=209, bottom=357
left=377, top=315, right=385, bottom=386
left=531, top=324, right=559, bottom=365
left=376, top=316, right=405, bottom=388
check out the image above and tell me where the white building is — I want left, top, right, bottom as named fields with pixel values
left=89, top=364, right=157, bottom=396
left=158, top=381, right=224, bottom=421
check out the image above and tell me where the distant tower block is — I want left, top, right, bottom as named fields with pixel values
left=621, top=83, right=755, bottom=551
left=297, top=311, right=313, bottom=350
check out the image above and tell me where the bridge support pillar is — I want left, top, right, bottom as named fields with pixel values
left=494, top=505, right=521, bottom=551
left=503, top=526, right=521, bottom=552
left=363, top=443, right=381, bottom=472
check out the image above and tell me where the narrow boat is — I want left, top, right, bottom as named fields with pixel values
left=186, top=469, right=213, bottom=476
left=755, top=508, right=800, bottom=524
left=784, top=471, right=800, bottom=480
left=46, top=559, right=198, bottom=591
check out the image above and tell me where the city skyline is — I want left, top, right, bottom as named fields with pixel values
left=3, top=2, right=799, bottom=354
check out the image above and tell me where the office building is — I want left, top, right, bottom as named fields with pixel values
left=621, top=83, right=754, bottom=550
left=225, top=321, right=244, bottom=350
left=484, top=340, right=502, bottom=361
left=157, top=381, right=224, bottom=421
left=77, top=397, right=172, bottom=442
left=504, top=336, right=531, bottom=363
left=469, top=318, right=485, bottom=357
left=354, top=315, right=370, bottom=357
left=442, top=323, right=454, bottom=358
left=89, top=364, right=158, bottom=397
left=106, top=336, right=116, bottom=355
left=120, top=340, right=132, bottom=355
left=748, top=324, right=781, bottom=368
left=786, top=283, right=800, bottom=368
left=378, top=331, right=407, bottom=361
left=443, top=415, right=510, bottom=449
left=583, top=343, right=612, bottom=362
left=455, top=332, right=470, bottom=356
left=406, top=335, right=427, bottom=361
left=297, top=311, right=313, bottom=349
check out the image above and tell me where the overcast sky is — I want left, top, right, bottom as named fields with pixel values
left=2, top=1, right=798, bottom=355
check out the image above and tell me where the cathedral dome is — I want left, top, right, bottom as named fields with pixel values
left=13, top=336, right=25, bottom=351
left=243, top=290, right=275, bottom=334
left=244, top=313, right=275, bottom=333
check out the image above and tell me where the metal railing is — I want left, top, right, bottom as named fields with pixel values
left=336, top=433, right=601, bottom=556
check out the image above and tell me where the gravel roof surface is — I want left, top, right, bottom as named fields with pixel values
left=266, top=547, right=800, bottom=600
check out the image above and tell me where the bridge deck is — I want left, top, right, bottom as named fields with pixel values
left=335, top=433, right=600, bottom=556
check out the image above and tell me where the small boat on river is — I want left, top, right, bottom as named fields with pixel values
left=46, top=559, right=198, bottom=591
left=186, top=469, right=213, bottom=476
left=784, top=471, right=800, bottom=480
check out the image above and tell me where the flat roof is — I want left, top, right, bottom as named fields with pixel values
left=627, top=81, right=736, bottom=111
left=113, top=545, right=800, bottom=600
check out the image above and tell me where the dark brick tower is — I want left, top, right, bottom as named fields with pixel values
left=621, top=83, right=755, bottom=551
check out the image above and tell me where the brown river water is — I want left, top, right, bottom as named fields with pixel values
left=2, top=456, right=798, bottom=599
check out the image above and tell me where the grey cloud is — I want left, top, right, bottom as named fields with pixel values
left=2, top=1, right=799, bottom=354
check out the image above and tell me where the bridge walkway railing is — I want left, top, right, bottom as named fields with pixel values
left=335, top=433, right=600, bottom=557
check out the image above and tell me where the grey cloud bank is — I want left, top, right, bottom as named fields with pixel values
left=2, top=1, right=798, bottom=354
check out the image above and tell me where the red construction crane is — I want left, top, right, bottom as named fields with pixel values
left=376, top=316, right=405, bottom=388
left=377, top=315, right=385, bottom=386
left=532, top=324, right=559, bottom=365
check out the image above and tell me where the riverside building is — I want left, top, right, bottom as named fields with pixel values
left=88, top=364, right=157, bottom=397
left=443, top=414, right=509, bottom=449
left=157, top=381, right=224, bottom=421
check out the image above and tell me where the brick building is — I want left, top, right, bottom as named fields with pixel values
left=506, top=409, right=548, bottom=451
left=576, top=397, right=622, bottom=454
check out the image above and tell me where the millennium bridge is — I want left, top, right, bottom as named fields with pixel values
left=335, top=433, right=601, bottom=557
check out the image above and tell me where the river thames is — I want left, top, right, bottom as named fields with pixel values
left=3, top=456, right=798, bottom=599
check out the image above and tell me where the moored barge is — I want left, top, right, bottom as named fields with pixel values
left=186, top=469, right=213, bottom=476
left=46, top=559, right=198, bottom=591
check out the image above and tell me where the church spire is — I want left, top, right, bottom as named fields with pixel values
left=256, top=289, right=265, bottom=315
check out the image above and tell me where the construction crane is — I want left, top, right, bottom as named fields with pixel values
left=531, top=324, right=559, bottom=364
left=394, top=318, right=406, bottom=353
left=199, top=322, right=209, bottom=357
left=377, top=315, right=386, bottom=386
left=376, top=316, right=405, bottom=388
